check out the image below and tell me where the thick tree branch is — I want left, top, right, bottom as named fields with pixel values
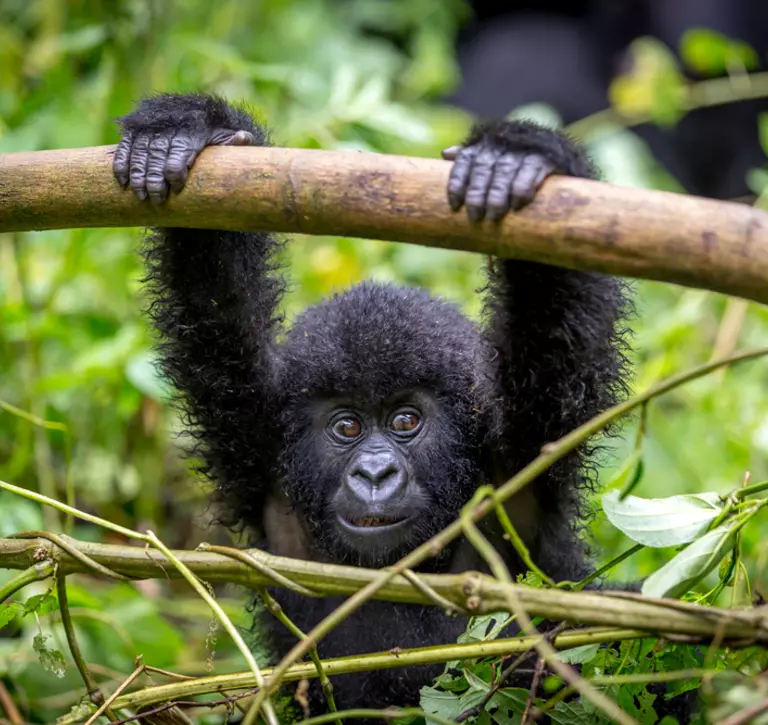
left=0, top=145, right=767, bottom=303
left=1, top=536, right=767, bottom=643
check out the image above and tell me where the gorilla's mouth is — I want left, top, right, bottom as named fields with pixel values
left=348, top=514, right=404, bottom=528
left=337, top=512, right=410, bottom=533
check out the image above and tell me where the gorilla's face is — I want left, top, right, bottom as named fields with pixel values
left=282, top=389, right=479, bottom=566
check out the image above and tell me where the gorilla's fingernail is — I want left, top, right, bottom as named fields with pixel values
left=466, top=206, right=484, bottom=222
left=442, top=145, right=462, bottom=160
left=486, top=207, right=505, bottom=221
left=231, top=130, right=255, bottom=146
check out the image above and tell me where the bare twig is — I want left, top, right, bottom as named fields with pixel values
left=83, top=662, right=144, bottom=725
left=0, top=683, right=22, bottom=725
left=521, top=656, right=546, bottom=725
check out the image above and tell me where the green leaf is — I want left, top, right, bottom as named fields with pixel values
left=32, top=633, right=66, bottom=678
left=457, top=611, right=507, bottom=643
left=680, top=28, right=758, bottom=75
left=608, top=38, right=686, bottom=126
left=0, top=601, right=24, bottom=628
left=419, top=686, right=462, bottom=719
left=125, top=351, right=173, bottom=401
left=602, top=489, right=722, bottom=547
left=463, top=666, right=491, bottom=693
left=642, top=524, right=739, bottom=598
left=549, top=700, right=598, bottom=725
left=23, top=593, right=58, bottom=616
left=557, top=644, right=601, bottom=665
left=488, top=688, right=529, bottom=724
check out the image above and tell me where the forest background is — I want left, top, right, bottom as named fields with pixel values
left=0, top=1, right=767, bottom=722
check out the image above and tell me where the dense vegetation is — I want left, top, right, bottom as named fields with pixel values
left=0, top=1, right=766, bottom=723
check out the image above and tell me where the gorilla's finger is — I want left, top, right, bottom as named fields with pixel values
left=128, top=133, right=152, bottom=201
left=464, top=146, right=498, bottom=221
left=210, top=128, right=255, bottom=146
left=146, top=132, right=173, bottom=205
left=441, top=145, right=463, bottom=161
left=113, top=134, right=134, bottom=188
left=447, top=145, right=479, bottom=211
left=486, top=152, right=525, bottom=221
left=165, top=132, right=205, bottom=193
left=510, top=155, right=556, bottom=211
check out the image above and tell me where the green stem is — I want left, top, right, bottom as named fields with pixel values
left=145, top=532, right=279, bottom=725
left=255, top=586, right=340, bottom=722
left=290, top=707, right=455, bottom=725
left=57, top=628, right=646, bottom=721
left=568, top=71, right=768, bottom=139
left=56, top=576, right=119, bottom=719
left=0, top=561, right=54, bottom=602
left=734, top=479, right=768, bottom=499
left=570, top=544, right=644, bottom=591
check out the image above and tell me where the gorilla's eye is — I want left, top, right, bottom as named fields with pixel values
left=390, top=411, right=421, bottom=434
left=331, top=416, right=362, bottom=441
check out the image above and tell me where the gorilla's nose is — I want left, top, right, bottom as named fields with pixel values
left=345, top=451, right=407, bottom=503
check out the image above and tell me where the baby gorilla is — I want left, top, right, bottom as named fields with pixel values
left=115, top=94, right=629, bottom=710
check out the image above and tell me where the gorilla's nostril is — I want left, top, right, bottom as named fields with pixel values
left=354, top=463, right=398, bottom=486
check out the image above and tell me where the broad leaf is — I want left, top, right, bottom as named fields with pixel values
left=557, top=643, right=601, bottom=664
left=642, top=524, right=739, bottom=598
left=602, top=489, right=722, bottom=547
left=420, top=686, right=462, bottom=719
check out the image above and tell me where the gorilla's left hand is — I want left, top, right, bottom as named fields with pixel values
left=443, top=120, right=592, bottom=221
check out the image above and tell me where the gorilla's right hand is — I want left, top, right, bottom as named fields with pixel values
left=113, top=94, right=261, bottom=204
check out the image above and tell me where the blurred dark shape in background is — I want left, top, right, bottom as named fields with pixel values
left=451, top=0, right=768, bottom=199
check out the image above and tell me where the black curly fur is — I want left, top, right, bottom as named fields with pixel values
left=121, top=94, right=633, bottom=711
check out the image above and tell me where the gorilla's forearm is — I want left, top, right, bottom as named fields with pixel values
left=120, top=95, right=286, bottom=515
left=489, top=259, right=630, bottom=447
left=471, top=120, right=632, bottom=522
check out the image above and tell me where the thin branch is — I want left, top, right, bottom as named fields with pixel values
left=200, top=543, right=315, bottom=596
left=2, top=144, right=768, bottom=304
left=15, top=531, right=130, bottom=581
left=55, top=628, right=648, bottom=720
left=255, top=586, right=340, bottom=720
left=144, top=532, right=279, bottom=725
left=0, top=560, right=54, bottom=602
left=0, top=683, right=22, bottom=725
left=83, top=662, right=144, bottom=725
left=56, top=576, right=118, bottom=719
left=568, top=71, right=768, bottom=138
left=276, top=707, right=455, bottom=725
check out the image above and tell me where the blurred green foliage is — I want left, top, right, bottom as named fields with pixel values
left=0, top=1, right=767, bottom=722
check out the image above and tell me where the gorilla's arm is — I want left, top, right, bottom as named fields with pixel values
left=448, top=121, right=631, bottom=578
left=115, top=94, right=284, bottom=525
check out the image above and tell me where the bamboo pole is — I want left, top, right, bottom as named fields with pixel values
left=1, top=144, right=767, bottom=303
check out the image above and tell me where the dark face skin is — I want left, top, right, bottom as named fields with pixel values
left=312, top=390, right=438, bottom=561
